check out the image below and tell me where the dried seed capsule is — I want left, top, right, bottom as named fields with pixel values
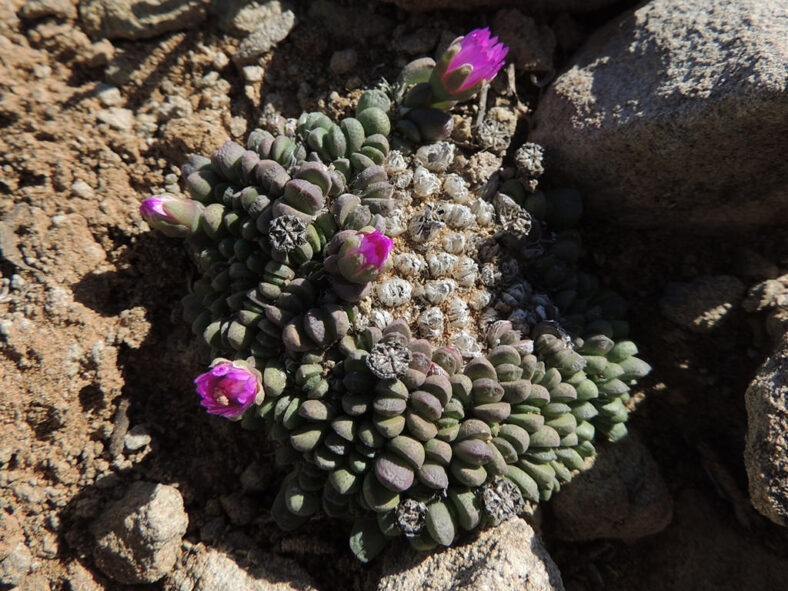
left=482, top=477, right=526, bottom=522
left=366, top=340, right=412, bottom=379
left=268, top=214, right=307, bottom=253
left=396, top=498, right=427, bottom=537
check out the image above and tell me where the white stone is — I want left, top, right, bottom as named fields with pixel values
left=97, top=108, right=135, bottom=131
left=96, top=84, right=123, bottom=107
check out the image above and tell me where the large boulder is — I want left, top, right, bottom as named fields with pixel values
left=550, top=434, right=673, bottom=541
left=91, top=482, right=188, bottom=584
left=165, top=546, right=317, bottom=591
left=378, top=518, right=565, bottom=591
left=745, top=334, right=788, bottom=526
left=529, top=0, right=788, bottom=230
left=80, top=0, right=207, bottom=40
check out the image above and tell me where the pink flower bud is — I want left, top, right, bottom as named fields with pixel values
left=139, top=194, right=203, bottom=237
left=337, top=228, right=393, bottom=284
left=194, top=359, right=263, bottom=419
left=430, top=28, right=509, bottom=104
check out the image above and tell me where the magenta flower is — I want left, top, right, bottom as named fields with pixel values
left=139, top=193, right=203, bottom=237
left=194, top=359, right=263, bottom=419
left=356, top=230, right=394, bottom=269
left=430, top=27, right=509, bottom=103
left=335, top=228, right=394, bottom=284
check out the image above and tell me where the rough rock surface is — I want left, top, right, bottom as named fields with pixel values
left=377, top=518, right=565, bottom=591
left=19, top=0, right=77, bottom=20
left=0, top=512, right=31, bottom=589
left=529, top=0, right=788, bottom=229
left=91, top=482, right=188, bottom=584
left=551, top=435, right=673, bottom=541
left=210, top=0, right=288, bottom=36
left=384, top=0, right=617, bottom=12
left=745, top=334, right=788, bottom=526
left=80, top=0, right=207, bottom=40
left=164, top=546, right=317, bottom=591
left=492, top=9, right=555, bottom=71
left=660, top=275, right=746, bottom=333
left=232, top=8, right=296, bottom=65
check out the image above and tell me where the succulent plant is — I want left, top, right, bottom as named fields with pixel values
left=139, top=28, right=650, bottom=562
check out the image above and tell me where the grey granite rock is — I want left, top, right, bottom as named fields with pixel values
left=529, top=0, right=788, bottom=230
left=660, top=275, right=745, bottom=333
left=308, top=1, right=393, bottom=40
left=210, top=0, right=289, bottom=36
left=80, top=0, right=206, bottom=40
left=745, top=334, right=788, bottom=526
left=0, top=543, right=31, bottom=589
left=164, top=546, right=317, bottom=591
left=551, top=434, right=673, bottom=541
left=91, top=482, right=188, bottom=584
left=378, top=518, right=565, bottom=591
left=232, top=9, right=296, bottom=66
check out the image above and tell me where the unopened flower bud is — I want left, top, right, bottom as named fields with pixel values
left=139, top=194, right=203, bottom=237
left=337, top=228, right=393, bottom=284
left=430, top=27, right=508, bottom=106
left=194, top=358, right=263, bottom=419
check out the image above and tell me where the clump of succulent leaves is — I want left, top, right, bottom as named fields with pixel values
left=139, top=28, right=650, bottom=562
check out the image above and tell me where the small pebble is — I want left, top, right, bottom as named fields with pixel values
left=124, top=425, right=151, bottom=451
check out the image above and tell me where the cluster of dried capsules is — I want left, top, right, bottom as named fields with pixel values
left=139, top=30, right=650, bottom=561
